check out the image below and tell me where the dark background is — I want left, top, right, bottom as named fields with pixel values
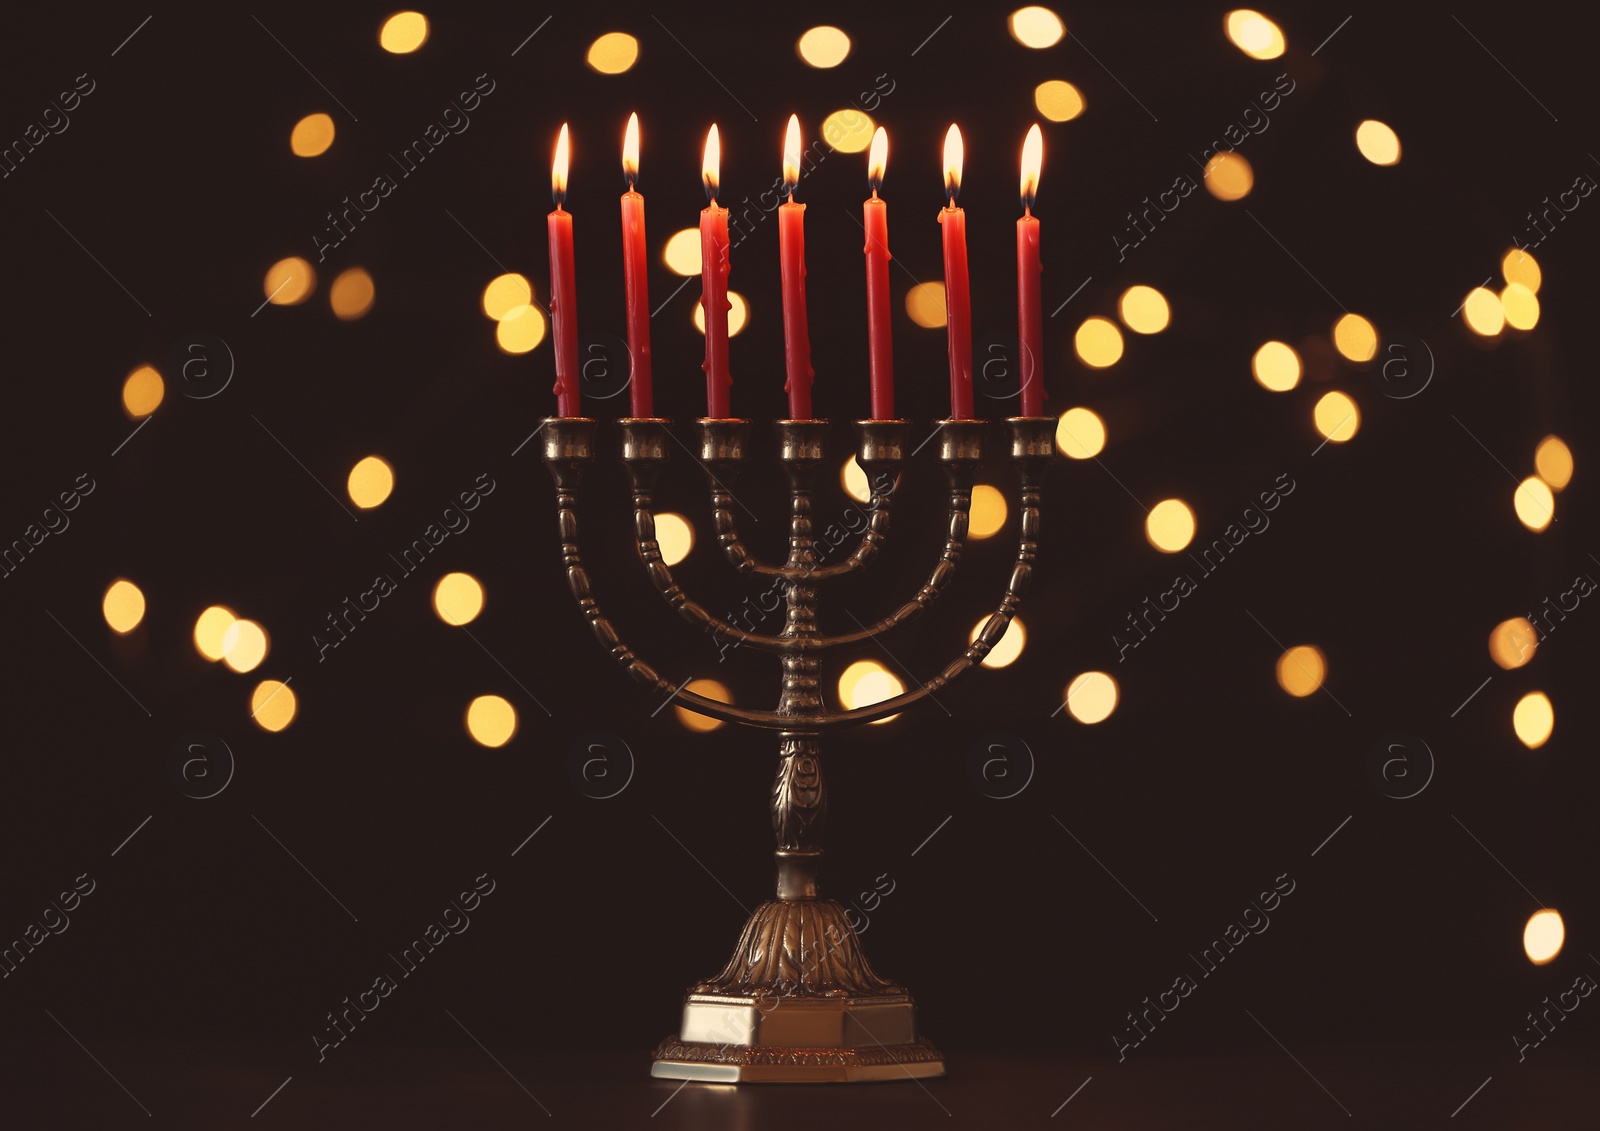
left=1, top=0, right=1595, bottom=1123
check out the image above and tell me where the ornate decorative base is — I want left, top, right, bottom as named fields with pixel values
left=649, top=898, right=945, bottom=1084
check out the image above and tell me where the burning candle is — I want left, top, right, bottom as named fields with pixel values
left=621, top=112, right=653, bottom=418
left=778, top=114, right=814, bottom=420
left=863, top=126, right=894, bottom=420
left=548, top=123, right=581, bottom=418
left=699, top=124, right=733, bottom=418
left=939, top=124, right=974, bottom=420
left=1017, top=124, right=1045, bottom=417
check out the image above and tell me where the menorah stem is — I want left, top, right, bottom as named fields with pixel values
left=773, top=420, right=828, bottom=900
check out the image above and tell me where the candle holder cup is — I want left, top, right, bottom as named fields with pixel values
left=543, top=412, right=1055, bottom=1083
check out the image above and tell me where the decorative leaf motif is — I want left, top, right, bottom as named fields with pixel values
left=695, top=900, right=900, bottom=996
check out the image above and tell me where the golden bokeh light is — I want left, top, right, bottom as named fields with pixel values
left=1118, top=285, right=1170, bottom=334
left=122, top=365, right=164, bottom=417
left=905, top=282, right=947, bottom=328
left=1313, top=390, right=1360, bottom=444
left=676, top=678, right=732, bottom=733
left=330, top=267, right=375, bottom=321
left=1055, top=407, right=1106, bottom=459
left=347, top=456, right=395, bottom=509
left=1488, top=617, right=1539, bottom=670
left=102, top=579, right=145, bottom=635
left=1355, top=119, right=1401, bottom=166
left=1034, top=80, right=1085, bottom=122
left=1501, top=282, right=1539, bottom=331
left=1145, top=498, right=1195, bottom=552
left=1332, top=313, right=1378, bottom=362
left=251, top=679, right=298, bottom=732
left=194, top=606, right=237, bottom=661
left=692, top=291, right=749, bottom=336
left=432, top=571, right=485, bottom=626
left=1203, top=152, right=1253, bottom=200
left=586, top=31, right=639, bottom=74
left=1075, top=316, right=1124, bottom=367
left=1514, top=476, right=1554, bottom=532
left=496, top=304, right=548, bottom=353
left=971, top=616, right=1026, bottom=669
left=654, top=513, right=694, bottom=566
left=797, top=26, right=851, bottom=67
left=290, top=112, right=336, bottom=157
left=662, top=229, right=702, bottom=275
left=842, top=456, right=871, bottom=503
left=821, top=109, right=875, bottom=154
left=969, top=484, right=1008, bottom=539
left=1224, top=9, right=1286, bottom=59
left=1064, top=671, right=1118, bottom=724
left=263, top=257, right=315, bottom=306
left=222, top=619, right=269, bottom=674
left=466, top=695, right=517, bottom=747
left=378, top=11, right=429, bottom=54
left=1513, top=691, right=1554, bottom=748
left=1524, top=909, right=1565, bottom=965
left=1534, top=435, right=1573, bottom=491
left=1502, top=247, right=1541, bottom=293
left=1462, top=286, right=1505, bottom=336
left=1275, top=645, right=1326, bottom=697
left=1252, top=340, right=1301, bottom=391
left=838, top=660, right=904, bottom=724
left=1009, top=6, right=1066, bottom=48
left=482, top=273, right=532, bottom=320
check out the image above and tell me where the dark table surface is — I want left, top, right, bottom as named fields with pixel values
left=3, top=1043, right=1594, bottom=1129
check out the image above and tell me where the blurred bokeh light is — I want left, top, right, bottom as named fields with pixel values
left=796, top=26, right=851, bottom=67
left=102, top=579, right=145, bottom=635
left=1275, top=645, right=1326, bottom=697
left=466, top=695, right=517, bottom=747
left=1064, top=671, right=1118, bottom=723
left=347, top=456, right=395, bottom=509
left=1145, top=499, right=1195, bottom=552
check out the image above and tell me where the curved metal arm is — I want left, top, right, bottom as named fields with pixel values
left=633, top=482, right=791, bottom=654
left=543, top=421, right=798, bottom=727
left=816, top=428, right=1049, bottom=725
left=705, top=419, right=909, bottom=582
left=711, top=473, right=896, bottom=582
left=801, top=465, right=972, bottom=651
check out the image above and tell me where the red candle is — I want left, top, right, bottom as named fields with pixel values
left=939, top=124, right=974, bottom=420
left=699, top=124, right=733, bottom=418
left=1017, top=124, right=1045, bottom=417
left=548, top=123, right=581, bottom=418
left=863, top=126, right=894, bottom=420
left=778, top=115, right=814, bottom=420
left=620, top=113, right=653, bottom=418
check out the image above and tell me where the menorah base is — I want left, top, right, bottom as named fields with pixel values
left=648, top=898, right=945, bottom=1083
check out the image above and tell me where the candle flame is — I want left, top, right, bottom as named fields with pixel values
left=868, top=126, right=887, bottom=191
left=782, top=114, right=801, bottom=198
left=943, top=124, right=963, bottom=203
left=622, top=112, right=640, bottom=186
left=702, top=123, right=721, bottom=201
left=552, top=122, right=570, bottom=205
left=1020, top=123, right=1042, bottom=210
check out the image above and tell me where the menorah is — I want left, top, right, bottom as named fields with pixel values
left=542, top=410, right=1055, bottom=1083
